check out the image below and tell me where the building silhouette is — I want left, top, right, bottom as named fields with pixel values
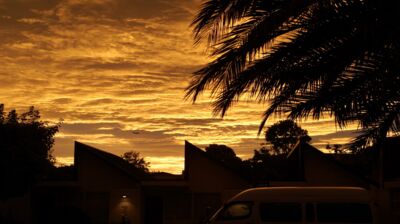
left=1, top=139, right=400, bottom=223
left=16, top=141, right=249, bottom=224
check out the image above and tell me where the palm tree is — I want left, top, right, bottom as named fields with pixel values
left=186, top=0, right=400, bottom=149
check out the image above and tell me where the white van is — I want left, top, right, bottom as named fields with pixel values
left=207, top=187, right=376, bottom=224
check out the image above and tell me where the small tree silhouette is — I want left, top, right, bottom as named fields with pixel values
left=121, top=151, right=150, bottom=172
left=265, top=120, right=311, bottom=155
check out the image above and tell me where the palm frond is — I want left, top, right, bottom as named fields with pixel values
left=188, top=0, right=400, bottom=149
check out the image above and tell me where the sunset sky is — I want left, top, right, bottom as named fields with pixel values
left=0, top=0, right=359, bottom=173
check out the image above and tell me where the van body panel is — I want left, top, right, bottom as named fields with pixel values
left=208, top=187, right=375, bottom=224
left=232, top=187, right=371, bottom=203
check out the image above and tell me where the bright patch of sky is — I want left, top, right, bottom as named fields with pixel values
left=0, top=0, right=358, bottom=173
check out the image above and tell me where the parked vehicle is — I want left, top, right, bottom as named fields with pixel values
left=207, top=187, right=376, bottom=224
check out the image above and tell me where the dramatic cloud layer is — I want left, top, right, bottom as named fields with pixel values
left=0, top=0, right=358, bottom=173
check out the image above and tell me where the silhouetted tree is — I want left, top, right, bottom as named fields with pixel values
left=6, top=109, right=18, bottom=124
left=205, top=144, right=241, bottom=161
left=326, top=142, right=367, bottom=155
left=245, top=147, right=289, bottom=182
left=0, top=104, right=4, bottom=123
left=187, top=0, right=400, bottom=150
left=205, top=144, right=244, bottom=172
left=121, top=151, right=150, bottom=172
left=0, top=105, right=59, bottom=200
left=326, top=143, right=345, bottom=154
left=265, top=120, right=311, bottom=155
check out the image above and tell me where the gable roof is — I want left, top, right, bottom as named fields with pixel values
left=74, top=141, right=151, bottom=181
left=184, top=140, right=250, bottom=182
left=287, top=141, right=378, bottom=186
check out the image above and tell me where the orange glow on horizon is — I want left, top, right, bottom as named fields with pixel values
left=0, top=0, right=359, bottom=173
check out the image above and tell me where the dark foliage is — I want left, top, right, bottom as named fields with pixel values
left=0, top=105, right=59, bottom=200
left=121, top=151, right=150, bottom=173
left=244, top=147, right=289, bottom=182
left=205, top=144, right=241, bottom=163
left=265, top=120, right=311, bottom=155
left=205, top=144, right=246, bottom=174
left=326, top=143, right=346, bottom=154
left=204, top=144, right=289, bottom=182
left=187, top=0, right=400, bottom=149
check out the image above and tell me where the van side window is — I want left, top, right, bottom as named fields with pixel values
left=259, top=203, right=302, bottom=222
left=217, top=202, right=252, bottom=220
left=306, top=203, right=315, bottom=222
left=316, top=203, right=372, bottom=223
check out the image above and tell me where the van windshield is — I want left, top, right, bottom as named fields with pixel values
left=214, top=202, right=253, bottom=221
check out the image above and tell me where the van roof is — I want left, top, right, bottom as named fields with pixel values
left=230, top=187, right=371, bottom=203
